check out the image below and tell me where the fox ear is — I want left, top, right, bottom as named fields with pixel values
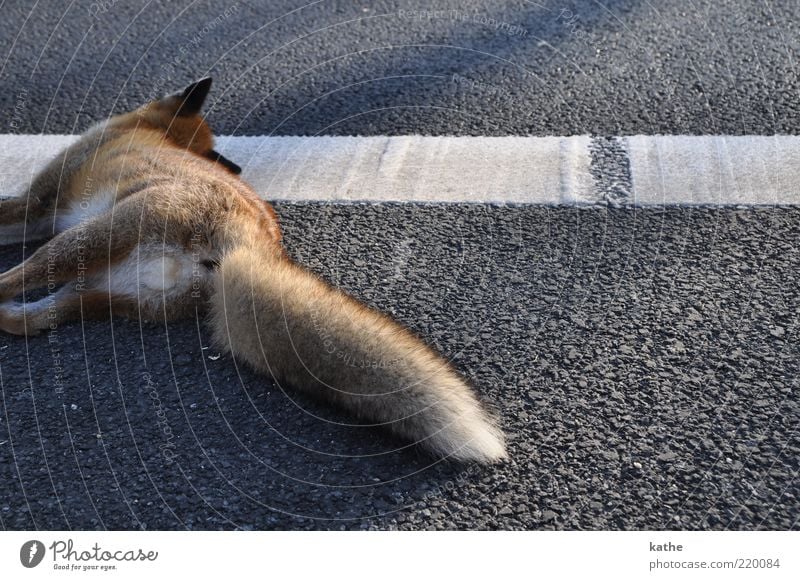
left=175, top=77, right=212, bottom=116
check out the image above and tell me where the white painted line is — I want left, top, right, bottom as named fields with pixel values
left=0, top=134, right=592, bottom=204
left=627, top=135, right=800, bottom=206
left=0, top=135, right=78, bottom=196
left=2, top=134, right=800, bottom=205
left=215, top=135, right=594, bottom=203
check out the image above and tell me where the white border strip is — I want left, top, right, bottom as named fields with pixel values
left=2, top=134, right=800, bottom=205
left=1, top=530, right=798, bottom=579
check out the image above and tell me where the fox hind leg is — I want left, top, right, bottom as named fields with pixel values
left=0, top=194, right=46, bottom=226
left=0, top=287, right=138, bottom=336
left=0, top=197, right=54, bottom=245
left=0, top=198, right=146, bottom=302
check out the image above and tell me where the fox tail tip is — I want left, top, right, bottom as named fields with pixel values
left=426, top=411, right=508, bottom=464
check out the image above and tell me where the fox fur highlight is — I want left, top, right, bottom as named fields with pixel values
left=0, top=78, right=506, bottom=463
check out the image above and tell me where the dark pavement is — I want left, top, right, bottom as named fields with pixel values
left=0, top=0, right=798, bottom=530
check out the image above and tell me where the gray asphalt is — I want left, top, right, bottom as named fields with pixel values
left=2, top=0, right=799, bottom=136
left=1, top=0, right=799, bottom=530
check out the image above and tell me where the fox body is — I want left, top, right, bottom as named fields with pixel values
left=0, top=79, right=507, bottom=463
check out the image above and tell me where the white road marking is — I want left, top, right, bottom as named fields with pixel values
left=1, top=134, right=799, bottom=205
left=213, top=135, right=593, bottom=203
left=626, top=135, right=800, bottom=206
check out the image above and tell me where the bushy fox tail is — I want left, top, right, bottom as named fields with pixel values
left=208, top=245, right=507, bottom=463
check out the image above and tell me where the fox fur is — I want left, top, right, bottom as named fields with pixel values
left=0, top=78, right=507, bottom=463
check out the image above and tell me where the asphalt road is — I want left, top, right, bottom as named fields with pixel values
left=0, top=0, right=798, bottom=530
left=2, top=0, right=799, bottom=137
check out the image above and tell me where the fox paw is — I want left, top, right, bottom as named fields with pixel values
left=0, top=304, right=37, bottom=336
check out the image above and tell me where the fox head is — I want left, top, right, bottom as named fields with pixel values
left=115, top=77, right=241, bottom=174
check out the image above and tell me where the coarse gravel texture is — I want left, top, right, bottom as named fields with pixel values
left=1, top=204, right=797, bottom=530
left=1, top=0, right=799, bottom=137
left=1, top=0, right=799, bottom=531
left=589, top=137, right=632, bottom=206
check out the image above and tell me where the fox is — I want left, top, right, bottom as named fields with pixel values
left=0, top=78, right=507, bottom=463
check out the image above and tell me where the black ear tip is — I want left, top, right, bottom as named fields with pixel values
left=177, top=77, right=213, bottom=116
left=183, top=77, right=212, bottom=97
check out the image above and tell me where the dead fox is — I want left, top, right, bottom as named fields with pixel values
left=0, top=78, right=507, bottom=463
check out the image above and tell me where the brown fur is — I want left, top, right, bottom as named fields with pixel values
left=0, top=79, right=506, bottom=463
